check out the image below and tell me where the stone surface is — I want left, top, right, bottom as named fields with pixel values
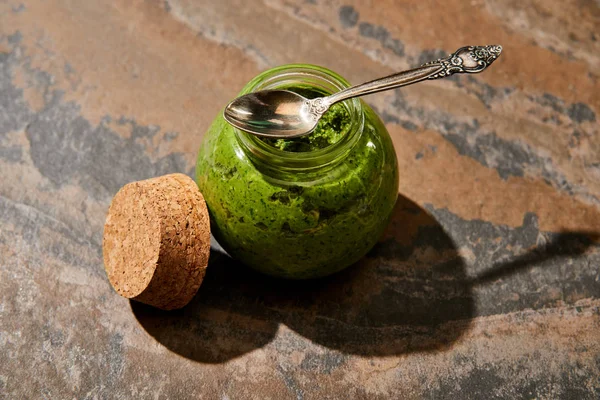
left=1, top=0, right=599, bottom=399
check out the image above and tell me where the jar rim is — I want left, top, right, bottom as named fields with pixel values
left=234, top=64, right=364, bottom=172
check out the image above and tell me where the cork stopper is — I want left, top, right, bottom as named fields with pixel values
left=102, top=173, right=210, bottom=310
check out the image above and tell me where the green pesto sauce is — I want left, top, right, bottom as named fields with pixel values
left=196, top=96, right=398, bottom=279
left=260, top=102, right=351, bottom=152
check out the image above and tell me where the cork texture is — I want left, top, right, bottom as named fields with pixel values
left=1, top=1, right=599, bottom=399
left=103, top=173, right=210, bottom=310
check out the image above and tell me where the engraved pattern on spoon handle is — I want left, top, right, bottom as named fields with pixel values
left=314, top=44, right=503, bottom=117
left=424, top=45, right=503, bottom=79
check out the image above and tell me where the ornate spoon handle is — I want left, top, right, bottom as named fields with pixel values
left=307, top=45, right=502, bottom=117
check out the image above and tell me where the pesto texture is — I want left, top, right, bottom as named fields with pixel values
left=261, top=102, right=350, bottom=152
left=196, top=86, right=398, bottom=279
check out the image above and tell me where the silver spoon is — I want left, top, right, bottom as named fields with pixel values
left=224, top=45, right=502, bottom=138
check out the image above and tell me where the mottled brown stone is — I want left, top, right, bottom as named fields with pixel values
left=1, top=0, right=599, bottom=399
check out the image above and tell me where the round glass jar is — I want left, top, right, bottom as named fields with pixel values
left=196, top=64, right=398, bottom=279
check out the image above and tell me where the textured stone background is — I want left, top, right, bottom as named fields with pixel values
left=1, top=1, right=599, bottom=399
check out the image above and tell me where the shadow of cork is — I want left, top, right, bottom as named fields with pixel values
left=131, top=195, right=474, bottom=361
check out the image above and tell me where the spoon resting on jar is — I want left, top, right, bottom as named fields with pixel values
left=224, top=45, right=502, bottom=138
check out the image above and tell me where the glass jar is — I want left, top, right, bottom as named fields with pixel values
left=196, top=64, right=398, bottom=279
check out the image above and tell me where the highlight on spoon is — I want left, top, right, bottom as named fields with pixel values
left=224, top=90, right=318, bottom=138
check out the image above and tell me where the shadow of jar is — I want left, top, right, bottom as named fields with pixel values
left=131, top=195, right=474, bottom=361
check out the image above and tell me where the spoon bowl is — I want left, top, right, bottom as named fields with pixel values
left=224, top=90, right=318, bottom=138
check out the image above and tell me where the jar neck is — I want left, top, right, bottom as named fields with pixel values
left=234, top=65, right=364, bottom=178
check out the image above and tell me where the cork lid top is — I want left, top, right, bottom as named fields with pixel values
left=103, top=173, right=211, bottom=310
